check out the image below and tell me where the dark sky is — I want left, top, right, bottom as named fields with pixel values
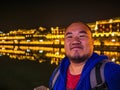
left=0, top=0, right=120, bottom=32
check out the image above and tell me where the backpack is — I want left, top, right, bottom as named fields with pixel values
left=90, top=60, right=108, bottom=90
left=50, top=60, right=109, bottom=90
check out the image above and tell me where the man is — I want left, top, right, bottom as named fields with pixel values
left=49, top=22, right=120, bottom=90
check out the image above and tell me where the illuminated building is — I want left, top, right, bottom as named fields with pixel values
left=0, top=17, right=120, bottom=65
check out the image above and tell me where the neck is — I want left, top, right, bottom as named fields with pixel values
left=69, top=61, right=85, bottom=75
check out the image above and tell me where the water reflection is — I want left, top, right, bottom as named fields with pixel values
left=0, top=45, right=120, bottom=90
left=0, top=45, right=120, bottom=65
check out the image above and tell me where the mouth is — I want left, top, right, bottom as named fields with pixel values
left=70, top=46, right=83, bottom=50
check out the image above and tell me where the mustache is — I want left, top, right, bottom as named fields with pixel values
left=70, top=43, right=83, bottom=50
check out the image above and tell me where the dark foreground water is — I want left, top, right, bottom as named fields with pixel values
left=0, top=51, right=120, bottom=90
left=0, top=56, right=57, bottom=90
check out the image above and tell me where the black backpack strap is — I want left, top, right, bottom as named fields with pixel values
left=90, top=60, right=108, bottom=90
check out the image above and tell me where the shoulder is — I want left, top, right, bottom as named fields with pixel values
left=50, top=65, right=60, bottom=79
left=104, top=61, right=120, bottom=79
left=105, top=61, right=120, bottom=71
left=104, top=62, right=120, bottom=89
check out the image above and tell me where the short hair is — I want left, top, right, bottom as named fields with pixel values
left=65, top=21, right=93, bottom=38
left=65, top=21, right=92, bottom=33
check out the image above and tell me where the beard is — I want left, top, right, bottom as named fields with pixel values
left=67, top=53, right=90, bottom=63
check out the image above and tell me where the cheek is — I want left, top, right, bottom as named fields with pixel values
left=84, top=41, right=93, bottom=49
left=64, top=41, right=70, bottom=50
left=64, top=40, right=69, bottom=45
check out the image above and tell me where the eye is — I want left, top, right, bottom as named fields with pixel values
left=79, top=34, right=87, bottom=38
left=65, top=35, right=72, bottom=38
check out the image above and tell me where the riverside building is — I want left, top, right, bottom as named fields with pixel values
left=0, top=17, right=120, bottom=65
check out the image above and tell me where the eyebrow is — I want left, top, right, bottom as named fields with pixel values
left=79, top=30, right=88, bottom=34
left=65, top=32, right=72, bottom=36
left=65, top=30, right=88, bottom=36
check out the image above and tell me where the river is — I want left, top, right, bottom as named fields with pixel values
left=0, top=46, right=119, bottom=90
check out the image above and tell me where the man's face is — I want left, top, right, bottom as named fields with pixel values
left=64, top=22, right=94, bottom=63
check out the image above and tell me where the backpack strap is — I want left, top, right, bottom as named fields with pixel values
left=90, top=60, right=108, bottom=90
left=49, top=66, right=60, bottom=90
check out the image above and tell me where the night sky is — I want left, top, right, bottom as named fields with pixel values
left=0, top=0, right=120, bottom=32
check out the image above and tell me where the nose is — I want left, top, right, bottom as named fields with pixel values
left=72, top=36, right=81, bottom=43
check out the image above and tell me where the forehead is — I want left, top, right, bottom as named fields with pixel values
left=65, top=22, right=90, bottom=33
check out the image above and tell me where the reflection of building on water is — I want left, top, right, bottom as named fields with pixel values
left=0, top=17, right=120, bottom=65
left=0, top=45, right=119, bottom=65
